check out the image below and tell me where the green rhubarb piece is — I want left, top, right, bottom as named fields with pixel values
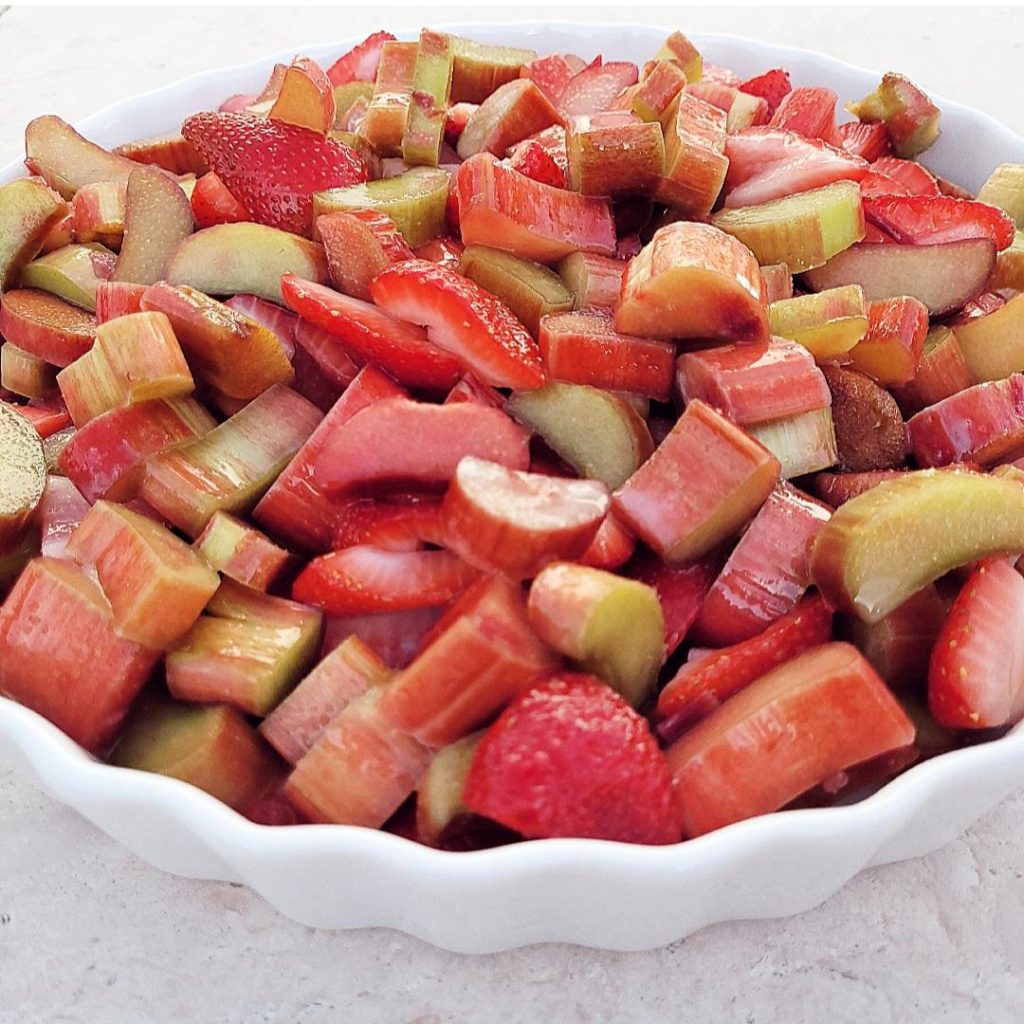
left=845, top=74, right=940, bottom=159
left=1, top=344, right=58, bottom=399
left=20, top=243, right=115, bottom=312
left=447, top=35, right=537, bottom=103
left=359, top=41, right=419, bottom=157
left=459, top=245, right=573, bottom=334
left=110, top=693, right=281, bottom=811
left=0, top=178, right=69, bottom=291
left=417, top=731, right=484, bottom=845
left=333, top=82, right=374, bottom=127
left=401, top=30, right=454, bottom=168
left=632, top=60, right=687, bottom=122
left=748, top=407, right=838, bottom=479
left=654, top=31, right=703, bottom=82
left=314, top=167, right=450, bottom=247
left=977, top=164, right=1024, bottom=229
left=0, top=401, right=46, bottom=550
left=193, top=511, right=290, bottom=592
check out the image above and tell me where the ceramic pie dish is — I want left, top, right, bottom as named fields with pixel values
left=2, top=21, right=1023, bottom=953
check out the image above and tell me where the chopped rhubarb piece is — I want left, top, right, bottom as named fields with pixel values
left=613, top=399, right=779, bottom=562
left=316, top=209, right=414, bottom=300
left=459, top=245, right=573, bottom=336
left=0, top=290, right=95, bottom=367
left=759, top=262, right=793, bottom=303
left=559, top=62, right=639, bottom=118
left=416, top=730, right=484, bottom=846
left=268, top=56, right=336, bottom=135
left=66, top=500, right=219, bottom=649
left=455, top=153, right=616, bottom=263
left=321, top=605, right=444, bottom=671
left=1, top=344, right=57, bottom=400
left=834, top=120, right=891, bottom=162
left=747, top=406, right=839, bottom=479
left=222, top=293, right=296, bottom=357
left=665, top=641, right=912, bottom=837
left=293, top=322, right=362, bottom=401
left=693, top=484, right=832, bottom=646
left=654, top=92, right=728, bottom=218
left=556, top=251, right=625, bottom=310
left=977, top=163, right=1024, bottom=227
left=506, top=381, right=653, bottom=490
left=358, top=41, right=419, bottom=156
left=194, top=511, right=291, bottom=592
left=369, top=258, right=546, bottom=390
left=446, top=35, right=535, bottom=103
left=0, top=557, right=156, bottom=753
left=578, top=511, right=636, bottom=571
left=464, top=673, right=678, bottom=844
left=457, top=79, right=561, bottom=160
left=684, top=82, right=769, bottom=132
left=190, top=170, right=251, bottom=228
left=181, top=111, right=368, bottom=235
left=890, top=325, right=971, bottom=415
left=954, top=293, right=1024, bottom=384
left=12, top=398, right=71, bottom=439
left=113, top=131, right=208, bottom=176
left=739, top=69, right=792, bottom=116
left=58, top=396, right=214, bottom=503
left=929, top=559, right=1024, bottom=729
left=769, top=284, right=868, bottom=360
left=846, top=295, right=928, bottom=386
left=141, top=385, right=321, bottom=536
left=401, top=31, right=454, bottom=167
left=907, top=375, right=1024, bottom=468
left=713, top=180, right=865, bottom=272
left=863, top=194, right=1015, bottom=250
left=654, top=31, right=703, bottom=82
left=260, top=634, right=390, bottom=765
left=657, top=593, right=833, bottom=728
left=723, top=128, right=867, bottom=209
left=846, top=73, right=940, bottom=158
left=112, top=695, right=281, bottom=812
left=630, top=60, right=686, bottom=122
left=167, top=581, right=322, bottom=716
left=809, top=470, right=1024, bottom=622
left=314, top=395, right=529, bottom=496
left=140, top=282, right=292, bottom=400
left=768, top=87, right=837, bottom=140
left=538, top=311, right=675, bottom=400
left=24, top=115, right=137, bottom=199
left=293, top=546, right=478, bottom=615
left=0, top=401, right=45, bottom=549
left=442, top=457, right=609, bottom=580
left=37, top=475, right=89, bottom=557
left=95, top=281, right=145, bottom=324
left=21, top=243, right=113, bottom=313
left=676, top=334, right=830, bottom=426
left=71, top=180, right=126, bottom=248
left=566, top=114, right=664, bottom=197
left=524, top=53, right=583, bottom=104
left=507, top=138, right=567, bottom=189
left=0, top=177, right=70, bottom=294
left=326, top=30, right=396, bottom=86
left=253, top=366, right=406, bottom=552
left=284, top=687, right=432, bottom=827
left=615, top=221, right=769, bottom=343
left=377, top=574, right=559, bottom=747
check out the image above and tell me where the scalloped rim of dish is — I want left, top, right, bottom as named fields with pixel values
left=2, top=21, right=1023, bottom=952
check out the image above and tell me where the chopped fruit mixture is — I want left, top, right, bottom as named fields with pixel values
left=3, top=25, right=1024, bottom=851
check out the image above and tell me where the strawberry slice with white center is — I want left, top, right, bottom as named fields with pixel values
left=863, top=195, right=1016, bottom=250
left=369, top=259, right=547, bottom=390
left=181, top=111, right=369, bottom=236
left=442, top=456, right=610, bottom=579
left=723, top=128, right=867, bottom=208
left=929, top=558, right=1024, bottom=729
left=292, top=545, right=480, bottom=615
left=870, top=156, right=940, bottom=196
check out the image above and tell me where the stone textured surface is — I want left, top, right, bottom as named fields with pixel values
left=2, top=6, right=1024, bottom=1022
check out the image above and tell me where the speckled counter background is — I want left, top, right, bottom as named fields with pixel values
left=2, top=6, right=1023, bottom=1022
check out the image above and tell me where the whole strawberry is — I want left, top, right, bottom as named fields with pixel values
left=463, top=673, right=681, bottom=845
left=181, top=111, right=368, bottom=236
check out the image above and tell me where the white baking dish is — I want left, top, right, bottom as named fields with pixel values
left=2, top=21, right=1023, bottom=953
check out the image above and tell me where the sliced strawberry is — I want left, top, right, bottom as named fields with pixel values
left=224, top=293, right=297, bottom=359
left=863, top=195, right=1016, bottom=250
left=947, top=290, right=1007, bottom=326
left=559, top=61, right=639, bottom=117
left=181, top=111, right=369, bottom=235
left=313, top=396, right=530, bottom=496
left=578, top=512, right=636, bottom=571
left=655, top=594, right=834, bottom=734
left=441, top=456, right=610, bottom=579
left=835, top=121, right=891, bottom=162
left=290, top=317, right=361, bottom=390
left=190, top=171, right=251, bottom=228
left=507, top=138, right=567, bottom=188
left=331, top=497, right=445, bottom=552
left=738, top=68, right=792, bottom=116
left=628, top=548, right=721, bottom=657
left=293, top=545, right=479, bottom=615
left=858, top=168, right=911, bottom=200
left=316, top=209, right=414, bottom=301
left=326, top=30, right=396, bottom=86
left=280, top=274, right=460, bottom=391
left=463, top=673, right=679, bottom=844
left=929, top=558, right=1024, bottom=729
left=723, top=128, right=867, bottom=208
left=768, top=87, right=837, bottom=140
left=862, top=221, right=897, bottom=244
left=870, top=155, right=940, bottom=196
left=369, top=259, right=547, bottom=390
left=443, top=373, right=504, bottom=409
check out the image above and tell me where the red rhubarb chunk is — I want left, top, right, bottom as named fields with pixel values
left=0, top=290, right=95, bottom=367
left=835, top=121, right=891, bottom=162
left=767, top=87, right=838, bottom=140
left=558, top=61, right=639, bottom=117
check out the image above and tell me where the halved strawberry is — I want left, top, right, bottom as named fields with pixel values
left=723, top=128, right=867, bottom=208
left=180, top=111, right=369, bottom=235
left=326, top=30, right=396, bottom=86
left=655, top=594, right=833, bottom=735
left=190, top=171, right=251, bottom=228
left=369, top=259, right=547, bottom=390
left=863, top=195, right=1015, bottom=250
left=507, top=138, right=567, bottom=188
left=870, top=155, right=940, bottom=196
left=463, top=673, right=680, bottom=844
left=313, top=395, right=530, bottom=496
left=280, top=274, right=460, bottom=391
left=929, top=558, right=1024, bottom=729
left=835, top=121, right=891, bottom=162
left=293, top=545, right=479, bottom=615
left=738, top=68, right=792, bottom=116
left=559, top=61, right=639, bottom=117
left=768, top=87, right=837, bottom=140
